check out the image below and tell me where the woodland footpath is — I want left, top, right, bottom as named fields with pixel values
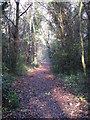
left=1, top=0, right=90, bottom=119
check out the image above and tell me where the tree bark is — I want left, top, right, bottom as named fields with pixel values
left=14, top=2, right=19, bottom=53
left=79, top=2, right=87, bottom=81
left=58, top=8, right=66, bottom=47
left=33, top=19, right=37, bottom=64
left=13, top=1, right=19, bottom=68
left=32, top=0, right=37, bottom=64
left=27, top=17, right=32, bottom=63
left=7, top=2, right=12, bottom=68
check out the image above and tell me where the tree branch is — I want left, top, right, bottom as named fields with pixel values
left=3, top=13, right=15, bottom=27
left=83, top=2, right=90, bottom=20
left=19, top=3, right=33, bottom=18
left=67, top=12, right=78, bottom=27
left=83, top=2, right=88, bottom=13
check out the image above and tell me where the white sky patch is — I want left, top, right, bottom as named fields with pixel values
left=3, top=0, right=89, bottom=3
left=11, top=0, right=89, bottom=3
left=10, top=0, right=26, bottom=4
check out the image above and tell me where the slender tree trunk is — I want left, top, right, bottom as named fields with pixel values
left=8, top=16, right=11, bottom=68
left=32, top=0, right=37, bottom=64
left=14, top=2, right=19, bottom=53
left=8, top=1, right=12, bottom=68
left=33, top=20, right=37, bottom=64
left=29, top=17, right=33, bottom=63
left=13, top=1, right=19, bottom=68
left=27, top=17, right=33, bottom=63
left=58, top=8, right=65, bottom=47
left=79, top=2, right=87, bottom=81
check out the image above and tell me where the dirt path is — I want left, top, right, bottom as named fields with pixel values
left=11, top=62, right=88, bottom=119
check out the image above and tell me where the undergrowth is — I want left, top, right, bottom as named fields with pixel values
left=2, top=59, right=40, bottom=114
left=2, top=63, right=20, bottom=113
left=56, top=72, right=88, bottom=101
left=15, top=54, right=40, bottom=75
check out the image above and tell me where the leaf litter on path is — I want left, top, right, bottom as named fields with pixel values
left=6, top=62, right=89, bottom=119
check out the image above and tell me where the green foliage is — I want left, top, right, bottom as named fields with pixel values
left=8, top=91, right=19, bottom=108
left=50, top=39, right=83, bottom=74
left=2, top=64, right=19, bottom=109
left=57, top=72, right=88, bottom=100
left=31, top=61, right=40, bottom=68
left=15, top=54, right=26, bottom=75
left=48, top=2, right=88, bottom=79
left=14, top=54, right=40, bottom=75
left=2, top=34, right=17, bottom=72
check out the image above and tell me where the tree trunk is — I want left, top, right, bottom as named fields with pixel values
left=27, top=17, right=33, bottom=63
left=32, top=0, right=37, bottom=65
left=79, top=2, right=87, bottom=81
left=14, top=2, right=19, bottom=52
left=7, top=2, right=12, bottom=69
left=58, top=8, right=65, bottom=47
left=13, top=2, right=19, bottom=68
left=33, top=20, right=37, bottom=64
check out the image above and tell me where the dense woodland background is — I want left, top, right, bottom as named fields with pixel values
left=0, top=0, right=90, bottom=119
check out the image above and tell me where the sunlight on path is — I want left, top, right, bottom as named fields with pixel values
left=12, top=62, right=88, bottom=119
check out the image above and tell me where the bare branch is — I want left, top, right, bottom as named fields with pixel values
left=83, top=2, right=90, bottom=20
left=83, top=2, right=88, bottom=13
left=3, top=13, right=15, bottom=27
left=67, top=12, right=78, bottom=27
left=19, top=3, right=33, bottom=18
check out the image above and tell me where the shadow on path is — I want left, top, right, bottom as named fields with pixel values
left=11, top=62, right=88, bottom=119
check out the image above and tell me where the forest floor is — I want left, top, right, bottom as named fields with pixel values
left=7, top=62, right=89, bottom=119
